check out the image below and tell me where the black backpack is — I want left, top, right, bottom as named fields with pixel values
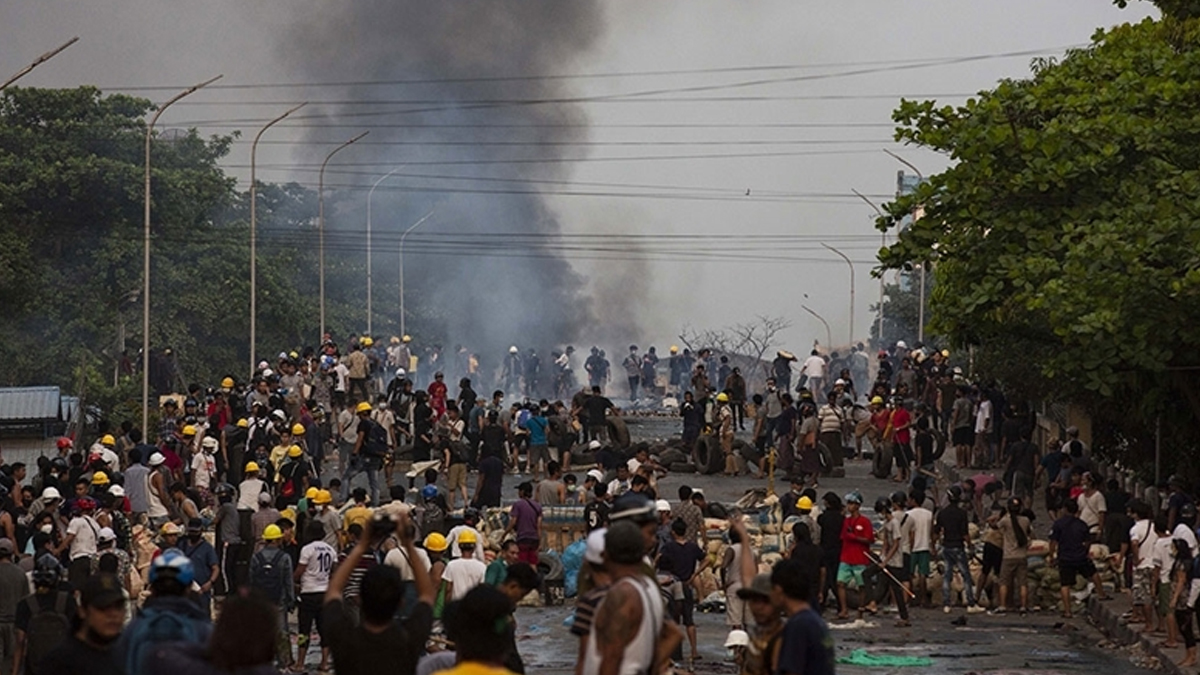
left=23, top=593, right=71, bottom=674
left=251, top=548, right=286, bottom=603
left=364, top=420, right=390, bottom=457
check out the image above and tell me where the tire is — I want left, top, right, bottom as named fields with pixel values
left=872, top=443, right=893, bottom=479
left=695, top=435, right=724, bottom=475
left=537, top=551, right=564, bottom=581
left=606, top=416, right=631, bottom=449
left=659, top=448, right=687, bottom=465
left=929, top=430, right=947, bottom=463
left=817, top=442, right=835, bottom=476
left=670, top=462, right=697, bottom=473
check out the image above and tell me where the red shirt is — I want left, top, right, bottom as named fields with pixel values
left=891, top=407, right=912, bottom=444
left=839, top=513, right=874, bottom=566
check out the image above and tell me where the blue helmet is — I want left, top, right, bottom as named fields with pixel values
left=149, top=548, right=195, bottom=586
left=32, top=553, right=63, bottom=588
left=421, top=485, right=438, bottom=501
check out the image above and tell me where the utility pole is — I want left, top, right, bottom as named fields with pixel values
left=0, top=37, right=78, bottom=91
left=318, top=132, right=369, bottom=341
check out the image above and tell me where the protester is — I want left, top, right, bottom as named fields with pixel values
left=322, top=510, right=434, bottom=675
left=143, top=589, right=278, bottom=675
left=116, top=549, right=212, bottom=674
left=771, top=558, right=836, bottom=675
left=37, top=574, right=124, bottom=675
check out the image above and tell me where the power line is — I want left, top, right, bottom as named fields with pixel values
left=102, top=47, right=1078, bottom=92
left=231, top=138, right=890, bottom=147
left=228, top=148, right=886, bottom=168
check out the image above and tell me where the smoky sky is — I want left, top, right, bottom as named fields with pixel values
left=281, top=2, right=621, bottom=358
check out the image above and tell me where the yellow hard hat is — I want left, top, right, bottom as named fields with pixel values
left=221, top=377, right=235, bottom=389
left=362, top=337, right=374, bottom=347
left=313, top=490, right=332, bottom=505
left=100, top=434, right=116, bottom=446
left=160, top=522, right=183, bottom=536
left=941, top=349, right=950, bottom=357
left=291, top=423, right=306, bottom=436
left=245, top=461, right=260, bottom=473
left=91, top=472, right=110, bottom=485
left=181, top=425, right=196, bottom=437
left=287, top=445, right=303, bottom=458
left=670, top=345, right=679, bottom=354
left=716, top=392, right=730, bottom=402
left=262, top=524, right=283, bottom=541
left=402, top=334, right=412, bottom=343
left=390, top=336, right=400, bottom=344
left=796, top=496, right=814, bottom=511
left=280, top=507, right=296, bottom=523
left=458, top=529, right=478, bottom=545
left=237, top=418, right=249, bottom=428
left=289, top=350, right=299, bottom=359
left=424, top=532, right=448, bottom=552
left=355, top=401, right=372, bottom=414
left=305, top=487, right=319, bottom=500
left=870, top=396, right=884, bottom=405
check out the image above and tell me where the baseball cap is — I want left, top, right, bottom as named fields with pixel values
left=736, top=573, right=773, bottom=600
left=186, top=518, right=204, bottom=533
left=588, top=440, right=601, bottom=450
left=81, top=573, right=126, bottom=609
left=108, top=485, right=126, bottom=497
left=258, top=492, right=273, bottom=504
left=97, top=527, right=116, bottom=543
left=609, top=493, right=657, bottom=524
left=584, top=528, right=607, bottom=565
left=0, top=538, right=14, bottom=555
left=586, top=469, right=605, bottom=483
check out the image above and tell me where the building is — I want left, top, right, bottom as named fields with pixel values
left=0, top=386, right=78, bottom=467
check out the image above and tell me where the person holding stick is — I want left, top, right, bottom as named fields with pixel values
left=872, top=497, right=914, bottom=626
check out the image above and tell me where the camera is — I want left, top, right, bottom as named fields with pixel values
left=369, top=512, right=397, bottom=539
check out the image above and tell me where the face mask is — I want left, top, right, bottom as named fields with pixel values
left=40, top=524, right=53, bottom=534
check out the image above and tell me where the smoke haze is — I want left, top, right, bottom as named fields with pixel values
left=282, top=2, right=627, bottom=363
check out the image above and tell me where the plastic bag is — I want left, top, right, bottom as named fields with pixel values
left=562, top=538, right=587, bottom=598
left=837, top=649, right=933, bottom=667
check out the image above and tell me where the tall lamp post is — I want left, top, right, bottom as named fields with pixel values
left=800, top=300, right=832, bottom=351
left=885, top=150, right=928, bottom=343
left=250, top=102, right=306, bottom=377
left=821, top=243, right=854, bottom=346
left=399, top=209, right=436, bottom=337
left=0, top=37, right=78, bottom=91
left=366, top=165, right=407, bottom=335
left=318, top=131, right=369, bottom=341
left=851, top=188, right=885, bottom=344
left=142, top=75, right=222, bottom=434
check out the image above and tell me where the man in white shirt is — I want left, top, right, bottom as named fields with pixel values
left=1174, top=503, right=1199, bottom=557
left=1129, top=500, right=1158, bottom=631
left=801, top=350, right=827, bottom=397
left=57, top=496, right=100, bottom=589
left=441, top=531, right=486, bottom=601
left=296, top=521, right=338, bottom=673
left=974, top=393, right=993, bottom=468
left=906, top=490, right=935, bottom=606
left=192, top=436, right=219, bottom=493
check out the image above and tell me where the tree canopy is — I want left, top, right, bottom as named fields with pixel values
left=877, top=9, right=1200, bottom=467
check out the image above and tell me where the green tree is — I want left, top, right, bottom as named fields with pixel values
left=877, top=2, right=1200, bottom=468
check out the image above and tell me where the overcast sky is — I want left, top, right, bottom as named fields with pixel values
left=3, top=1, right=1157, bottom=354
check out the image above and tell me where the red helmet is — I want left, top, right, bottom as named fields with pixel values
left=77, top=497, right=97, bottom=511
left=56, top=437, right=73, bottom=450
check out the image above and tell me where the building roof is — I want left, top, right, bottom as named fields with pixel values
left=0, top=386, right=63, bottom=422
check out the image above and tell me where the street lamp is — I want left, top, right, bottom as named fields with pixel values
left=885, top=150, right=928, bottom=343
left=821, top=243, right=854, bottom=346
left=0, top=37, right=79, bottom=91
left=250, top=102, right=306, bottom=377
left=367, top=165, right=407, bottom=335
left=800, top=300, right=832, bottom=351
left=142, top=75, right=222, bottom=434
left=318, top=131, right=369, bottom=341
left=852, top=188, right=886, bottom=345
left=399, top=209, right=436, bottom=338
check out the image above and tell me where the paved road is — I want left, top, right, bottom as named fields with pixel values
left=503, top=416, right=1154, bottom=675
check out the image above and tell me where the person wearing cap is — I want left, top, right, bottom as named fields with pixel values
left=831, top=491, right=872, bottom=621
left=191, top=436, right=219, bottom=502
left=252, top=492, right=282, bottom=554
left=276, top=445, right=314, bottom=509
left=583, top=482, right=611, bottom=534
left=570, top=528, right=612, bottom=674
left=505, top=482, right=543, bottom=566
left=92, top=526, right=133, bottom=592
left=441, top=528, right=486, bottom=603
left=582, top=520, right=682, bottom=675
left=310, top=490, right=343, bottom=550
left=55, top=496, right=101, bottom=591
left=249, top=523, right=295, bottom=671
left=146, top=452, right=174, bottom=529
left=179, top=518, right=220, bottom=615
left=91, top=435, right=121, bottom=475
left=658, top=516, right=710, bottom=665
left=35, top=573, right=124, bottom=675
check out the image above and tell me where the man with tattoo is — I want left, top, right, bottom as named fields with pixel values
left=583, top=521, right=681, bottom=675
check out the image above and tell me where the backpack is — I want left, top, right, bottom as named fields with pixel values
left=421, top=501, right=446, bottom=536
left=123, top=605, right=201, bottom=675
left=24, top=593, right=70, bottom=674
left=364, top=420, right=390, bottom=457
left=516, top=409, right=532, bottom=430
left=252, top=548, right=286, bottom=603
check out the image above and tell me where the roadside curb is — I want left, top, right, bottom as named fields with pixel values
left=1088, top=596, right=1180, bottom=675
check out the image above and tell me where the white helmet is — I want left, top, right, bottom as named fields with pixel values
left=396, top=368, right=407, bottom=377
left=896, top=340, right=908, bottom=349
left=509, top=345, right=519, bottom=354
left=725, top=629, right=750, bottom=648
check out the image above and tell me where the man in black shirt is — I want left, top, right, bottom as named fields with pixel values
left=323, top=509, right=433, bottom=675
left=38, top=573, right=124, bottom=675
left=1004, top=428, right=1039, bottom=503
left=584, top=483, right=611, bottom=532
left=472, top=454, right=505, bottom=509
left=935, top=486, right=984, bottom=613
left=658, top=518, right=710, bottom=665
left=584, top=387, right=615, bottom=443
